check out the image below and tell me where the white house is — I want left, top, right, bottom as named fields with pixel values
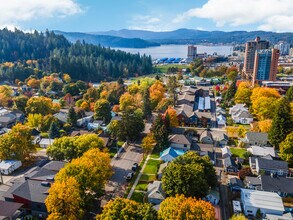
left=229, top=104, right=246, bottom=115
left=0, top=160, right=22, bottom=175
left=247, top=146, right=276, bottom=157
left=168, top=134, right=191, bottom=150
left=39, top=138, right=54, bottom=148
left=241, top=189, right=285, bottom=217
left=147, top=181, right=166, bottom=205
left=217, top=114, right=226, bottom=128
left=231, top=109, right=253, bottom=124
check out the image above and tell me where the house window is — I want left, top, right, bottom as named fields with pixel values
left=184, top=144, right=187, bottom=148
left=277, top=170, right=283, bottom=176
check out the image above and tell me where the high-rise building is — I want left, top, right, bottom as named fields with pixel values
left=252, top=49, right=279, bottom=85
left=290, top=48, right=293, bottom=57
left=187, top=45, right=197, bottom=60
left=274, top=42, right=290, bottom=56
left=243, top=37, right=269, bottom=79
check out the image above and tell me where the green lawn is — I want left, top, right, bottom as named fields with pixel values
left=109, top=147, right=119, bottom=158
left=130, top=191, right=145, bottom=203
left=154, top=64, right=188, bottom=73
left=140, top=174, right=156, bottom=182
left=135, top=182, right=148, bottom=191
left=36, top=147, right=44, bottom=151
left=230, top=147, right=247, bottom=159
left=149, top=152, right=160, bottom=159
left=142, top=159, right=161, bottom=175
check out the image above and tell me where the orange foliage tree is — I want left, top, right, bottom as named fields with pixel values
left=149, top=80, right=166, bottom=108
left=165, top=106, right=179, bottom=127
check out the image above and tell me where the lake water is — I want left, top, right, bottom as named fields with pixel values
left=113, top=44, right=233, bottom=59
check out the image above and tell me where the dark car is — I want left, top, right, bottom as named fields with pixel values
left=132, top=163, right=138, bottom=171
left=126, top=172, right=134, bottom=181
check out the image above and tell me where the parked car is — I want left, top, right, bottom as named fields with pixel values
left=126, top=172, right=134, bottom=181
left=132, top=163, right=138, bottom=171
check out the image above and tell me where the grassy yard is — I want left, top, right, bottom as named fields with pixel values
left=154, top=64, right=188, bottom=73
left=142, top=159, right=161, bottom=175
left=230, top=147, right=247, bottom=159
left=140, top=174, right=156, bottom=182
left=149, top=151, right=160, bottom=159
left=108, top=147, right=119, bottom=158
left=130, top=191, right=145, bottom=203
left=135, top=182, right=148, bottom=191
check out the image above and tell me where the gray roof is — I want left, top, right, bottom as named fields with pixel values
left=257, top=158, right=288, bottom=171
left=230, top=177, right=244, bottom=188
left=177, top=93, right=195, bottom=102
left=147, top=181, right=166, bottom=200
left=175, top=104, right=194, bottom=118
left=0, top=201, right=23, bottom=217
left=42, top=161, right=66, bottom=172
left=237, top=111, right=253, bottom=118
left=200, top=129, right=213, bottom=140
left=211, top=131, right=228, bottom=141
left=168, top=134, right=191, bottom=145
left=195, top=111, right=212, bottom=119
left=11, top=179, right=50, bottom=203
left=261, top=175, right=293, bottom=194
left=0, top=113, right=16, bottom=123
left=245, top=176, right=261, bottom=186
left=246, top=132, right=268, bottom=143
left=53, top=112, right=68, bottom=123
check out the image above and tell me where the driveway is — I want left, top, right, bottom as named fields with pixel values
left=103, top=143, right=143, bottom=202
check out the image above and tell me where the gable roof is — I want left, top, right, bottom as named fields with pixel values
left=246, top=132, right=268, bottom=143
left=248, top=146, right=275, bottom=157
left=261, top=175, right=293, bottom=194
left=257, top=158, right=288, bottom=171
left=147, top=181, right=166, bottom=200
left=211, top=131, right=228, bottom=141
left=200, top=129, right=213, bottom=140
left=168, top=134, right=191, bottom=145
left=175, top=104, right=194, bottom=118
left=0, top=201, right=23, bottom=217
left=160, top=147, right=185, bottom=162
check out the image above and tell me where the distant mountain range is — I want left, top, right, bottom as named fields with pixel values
left=55, top=29, right=293, bottom=48
left=54, top=31, right=160, bottom=48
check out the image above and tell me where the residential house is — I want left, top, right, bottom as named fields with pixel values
left=160, top=147, right=185, bottom=162
left=221, top=146, right=232, bottom=159
left=77, top=112, right=94, bottom=127
left=0, top=108, right=17, bottom=128
left=0, top=201, right=23, bottom=220
left=223, top=156, right=239, bottom=173
left=147, top=181, right=166, bottom=205
left=0, top=160, right=22, bottom=175
left=205, top=190, right=220, bottom=205
left=177, top=93, right=194, bottom=106
left=53, top=111, right=68, bottom=124
left=260, top=175, right=293, bottom=197
left=157, top=162, right=168, bottom=180
left=245, top=176, right=262, bottom=190
left=195, top=111, right=212, bottom=127
left=229, top=177, right=244, bottom=191
left=175, top=104, right=197, bottom=126
left=242, top=132, right=268, bottom=147
left=241, top=189, right=285, bottom=217
left=39, top=138, right=54, bottom=149
left=229, top=104, right=246, bottom=115
left=211, top=131, right=229, bottom=146
left=255, top=158, right=288, bottom=176
left=4, top=161, right=66, bottom=218
left=193, top=143, right=222, bottom=165
left=265, top=213, right=293, bottom=220
left=247, top=146, right=275, bottom=157
left=216, top=114, right=226, bottom=128
left=231, top=109, right=253, bottom=124
left=199, top=130, right=213, bottom=144
left=168, top=134, right=191, bottom=150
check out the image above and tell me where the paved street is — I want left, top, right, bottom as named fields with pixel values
left=103, top=143, right=143, bottom=202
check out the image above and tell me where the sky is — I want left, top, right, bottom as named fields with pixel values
left=1, top=0, right=293, bottom=33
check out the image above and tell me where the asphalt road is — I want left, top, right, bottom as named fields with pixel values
left=103, top=143, right=143, bottom=202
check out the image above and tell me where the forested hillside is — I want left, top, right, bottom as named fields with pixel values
left=0, top=28, right=153, bottom=82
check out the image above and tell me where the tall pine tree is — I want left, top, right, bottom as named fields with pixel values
left=269, top=98, right=293, bottom=149
left=151, top=114, right=169, bottom=150
left=142, top=88, right=152, bottom=119
left=67, top=106, right=77, bottom=126
left=223, top=80, right=237, bottom=106
left=49, top=121, right=60, bottom=139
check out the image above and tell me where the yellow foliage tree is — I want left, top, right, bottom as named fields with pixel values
left=234, top=82, right=252, bottom=106
left=229, top=214, right=248, bottom=220
left=158, top=194, right=216, bottom=220
left=165, top=106, right=179, bottom=127
left=26, top=114, right=43, bottom=130
left=149, top=80, right=166, bottom=108
left=237, top=125, right=247, bottom=138
left=258, top=119, right=272, bottom=133
left=45, top=177, right=84, bottom=220
left=119, top=92, right=136, bottom=111
left=142, top=134, right=156, bottom=154
left=27, top=78, right=40, bottom=89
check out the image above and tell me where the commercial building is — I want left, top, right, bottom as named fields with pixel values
left=243, top=37, right=269, bottom=80
left=275, top=42, right=290, bottom=56
left=187, top=45, right=197, bottom=60
left=252, top=49, right=279, bottom=85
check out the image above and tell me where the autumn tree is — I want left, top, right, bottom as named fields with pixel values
left=0, top=124, right=35, bottom=161
left=151, top=114, right=169, bottom=150
left=142, top=88, right=152, bottom=119
left=279, top=132, right=293, bottom=165
left=156, top=98, right=173, bottom=113
left=234, top=81, right=252, bottom=106
left=222, top=80, right=236, bottom=106
left=0, top=85, right=13, bottom=107
left=45, top=177, right=84, bottom=220
left=229, top=214, right=248, bottom=220
left=269, top=98, right=293, bottom=148
left=25, top=96, right=53, bottom=115
left=237, top=125, right=247, bottom=138
left=83, top=87, right=100, bottom=102
left=13, top=95, right=29, bottom=112
left=165, top=106, right=179, bottom=127
left=26, top=114, right=43, bottom=130
left=149, top=80, right=166, bottom=108
left=55, top=149, right=112, bottom=203
left=94, top=99, right=112, bottom=124
left=107, top=120, right=119, bottom=139
left=47, top=134, right=104, bottom=161
left=158, top=194, right=216, bottom=220
left=67, top=107, right=77, bottom=126
left=251, top=87, right=280, bottom=120
left=142, top=134, right=156, bottom=154
left=162, top=152, right=217, bottom=198
left=119, top=92, right=136, bottom=111
left=96, top=198, right=157, bottom=220
left=258, top=120, right=272, bottom=133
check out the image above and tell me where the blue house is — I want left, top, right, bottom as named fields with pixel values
left=160, top=147, right=185, bottom=162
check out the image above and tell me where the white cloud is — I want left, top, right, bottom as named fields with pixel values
left=128, top=14, right=176, bottom=31
left=0, top=0, right=83, bottom=28
left=174, top=0, right=293, bottom=32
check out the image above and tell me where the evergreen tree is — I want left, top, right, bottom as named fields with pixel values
left=167, top=76, right=178, bottom=105
left=269, top=98, right=293, bottom=149
left=223, top=80, right=237, bottom=106
left=142, top=89, right=152, bottom=119
left=151, top=114, right=169, bottom=150
left=67, top=107, right=77, bottom=126
left=49, top=121, right=60, bottom=139
left=94, top=99, right=112, bottom=124
left=286, top=85, right=293, bottom=101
